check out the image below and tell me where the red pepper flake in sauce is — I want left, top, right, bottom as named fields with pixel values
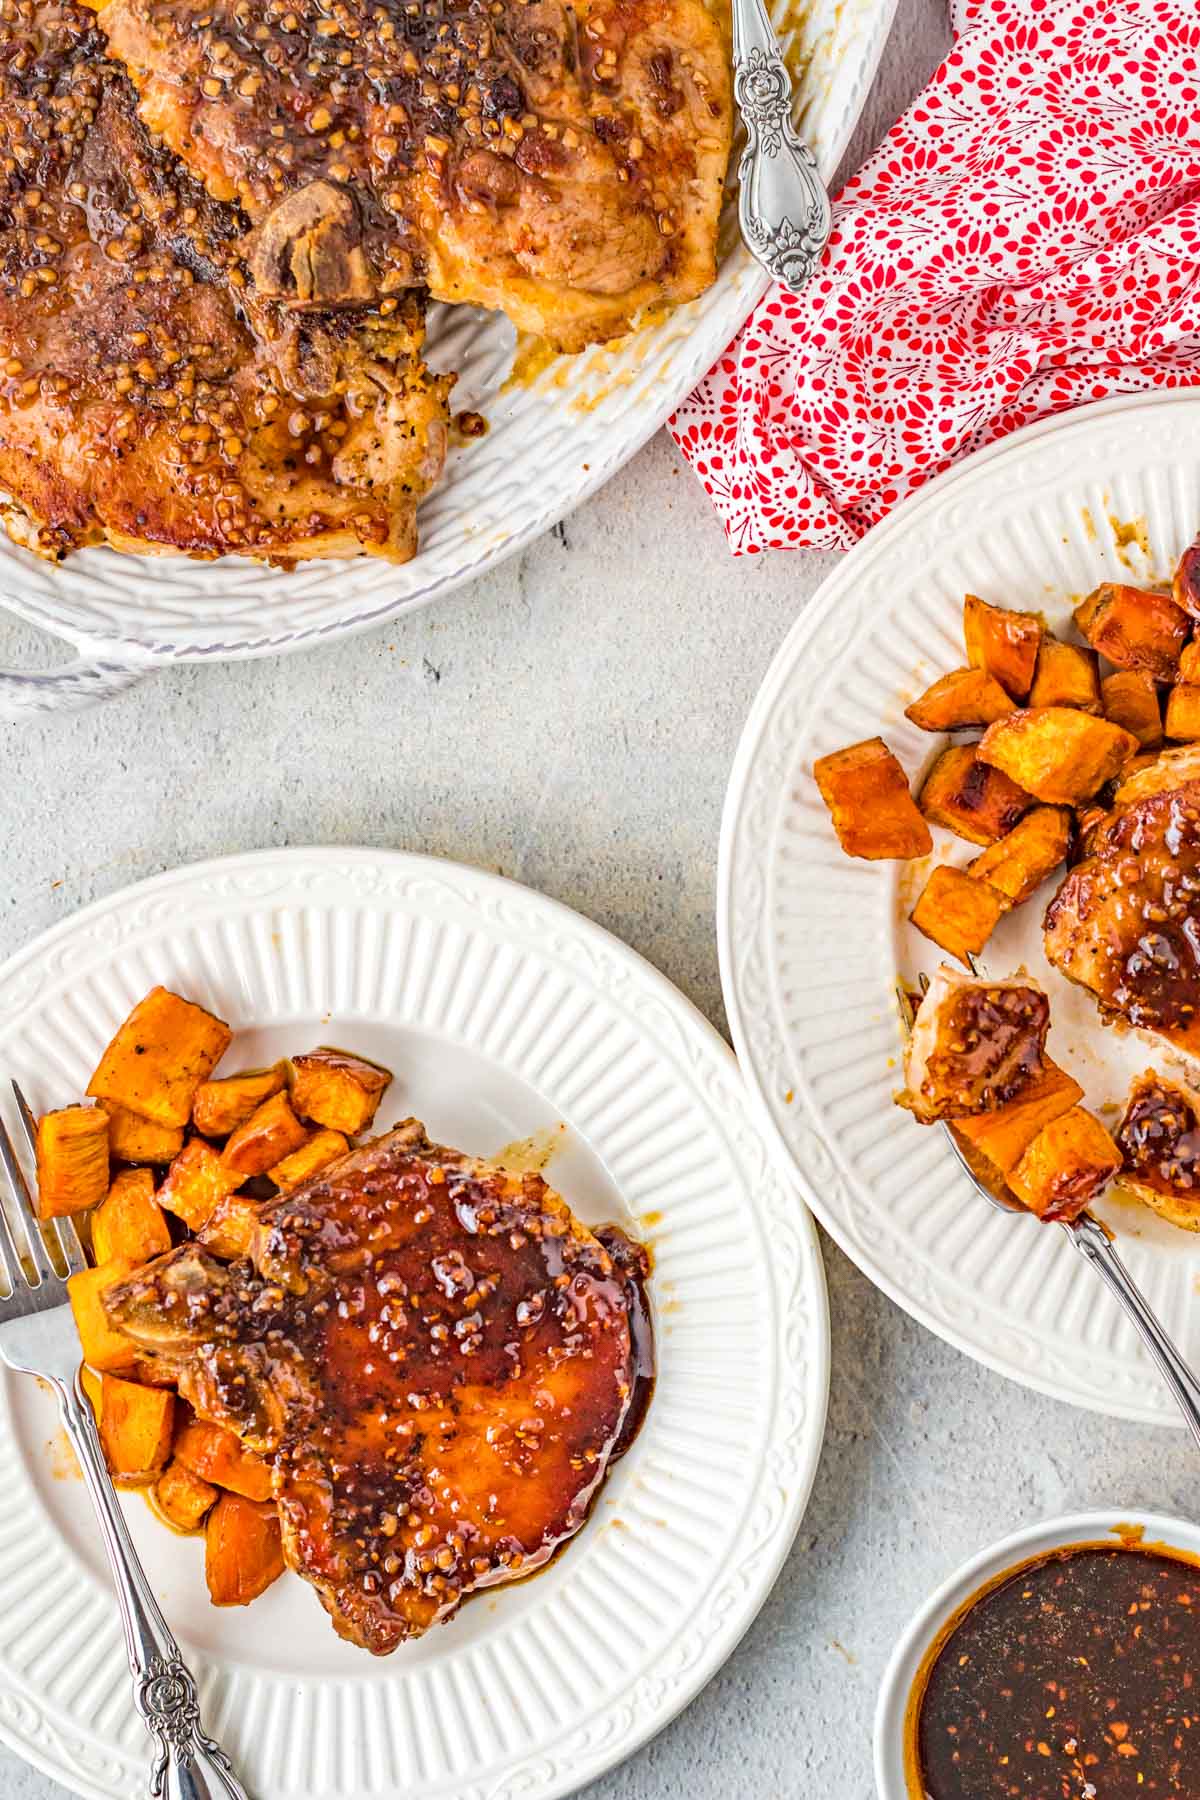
left=910, top=1545, right=1200, bottom=1798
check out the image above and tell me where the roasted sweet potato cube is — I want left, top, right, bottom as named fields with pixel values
left=1174, top=541, right=1200, bottom=621
left=812, top=737, right=932, bottom=861
left=1166, top=684, right=1200, bottom=742
left=952, top=1058, right=1084, bottom=1176
left=68, top=1258, right=137, bottom=1373
left=910, top=865, right=1010, bottom=963
left=91, top=1168, right=172, bottom=1264
left=904, top=668, right=1014, bottom=732
left=977, top=707, right=1137, bottom=804
left=155, top=1458, right=219, bottom=1533
left=192, top=1064, right=288, bottom=1138
left=268, top=1128, right=350, bottom=1193
left=205, top=1492, right=284, bottom=1606
left=34, top=1104, right=109, bottom=1219
left=99, top=1375, right=174, bottom=1484
left=99, top=1103, right=184, bottom=1165
left=197, top=1192, right=261, bottom=1260
left=1101, top=670, right=1162, bottom=749
left=1179, top=641, right=1200, bottom=683
left=174, top=1418, right=273, bottom=1502
left=1028, top=637, right=1102, bottom=713
left=1008, top=1107, right=1122, bottom=1222
left=158, top=1139, right=242, bottom=1233
left=1073, top=583, right=1190, bottom=682
left=967, top=806, right=1072, bottom=904
left=918, top=745, right=1033, bottom=846
left=288, top=1049, right=393, bottom=1136
left=87, top=987, right=232, bottom=1128
left=963, top=594, right=1042, bottom=699
left=221, top=1089, right=310, bottom=1177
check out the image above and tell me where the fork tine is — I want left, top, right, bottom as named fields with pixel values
left=0, top=1109, right=57, bottom=1285
left=11, top=1081, right=85, bottom=1275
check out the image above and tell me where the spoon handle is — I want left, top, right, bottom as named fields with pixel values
left=1067, top=1212, right=1200, bottom=1449
left=731, top=0, right=832, bottom=291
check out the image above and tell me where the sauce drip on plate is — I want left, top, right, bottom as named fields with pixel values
left=909, top=1542, right=1200, bottom=1798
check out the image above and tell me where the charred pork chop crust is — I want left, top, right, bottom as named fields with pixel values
left=94, top=0, right=732, bottom=349
left=104, top=1120, right=651, bottom=1652
left=0, top=0, right=449, bottom=562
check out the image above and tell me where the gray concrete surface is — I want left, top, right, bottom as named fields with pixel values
left=9, top=6, right=1198, bottom=1799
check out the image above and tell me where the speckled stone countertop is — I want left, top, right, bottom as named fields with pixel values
left=4, top=7, right=1199, bottom=1797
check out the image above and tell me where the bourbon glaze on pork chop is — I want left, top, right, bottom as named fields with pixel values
left=103, top=1120, right=651, bottom=1651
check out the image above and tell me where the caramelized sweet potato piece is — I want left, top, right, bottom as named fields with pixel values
left=197, top=1192, right=262, bottom=1259
left=192, top=1064, right=288, bottom=1137
left=174, top=1418, right=273, bottom=1502
left=812, top=737, right=932, bottom=861
left=158, top=1139, right=242, bottom=1232
left=87, top=987, right=232, bottom=1128
left=35, top=1105, right=109, bottom=1219
left=221, top=1089, right=310, bottom=1177
left=99, top=1374, right=174, bottom=1484
left=951, top=1058, right=1083, bottom=1176
left=1166, top=684, right=1200, bottom=742
left=1174, top=540, right=1200, bottom=621
left=268, top=1127, right=350, bottom=1192
left=1007, top=1107, right=1122, bottom=1222
left=1073, top=583, right=1190, bottom=682
left=1179, top=641, right=1200, bottom=683
left=1028, top=637, right=1102, bottom=713
left=99, top=1104, right=184, bottom=1165
left=68, top=1258, right=138, bottom=1372
left=288, top=1049, right=393, bottom=1136
left=205, top=1492, right=285, bottom=1606
left=967, top=806, right=1072, bottom=904
left=977, top=707, right=1137, bottom=804
left=910, top=865, right=1011, bottom=962
left=1101, top=670, right=1162, bottom=749
left=155, top=1457, right=219, bottom=1532
left=963, top=595, right=1042, bottom=699
left=918, top=745, right=1033, bottom=846
left=904, top=668, right=1014, bottom=732
left=91, top=1168, right=172, bottom=1264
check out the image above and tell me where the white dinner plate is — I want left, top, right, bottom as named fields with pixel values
left=0, top=0, right=899, bottom=713
left=0, top=848, right=829, bottom=1800
left=719, top=390, right=1200, bottom=1425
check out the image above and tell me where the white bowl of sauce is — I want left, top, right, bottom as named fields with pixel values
left=874, top=1510, right=1200, bottom=1800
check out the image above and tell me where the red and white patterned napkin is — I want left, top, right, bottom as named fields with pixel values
left=670, top=0, right=1200, bottom=553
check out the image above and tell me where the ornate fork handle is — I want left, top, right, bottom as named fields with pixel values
left=59, top=1371, right=250, bottom=1800
left=1066, top=1214, right=1200, bottom=1451
left=732, top=0, right=832, bottom=290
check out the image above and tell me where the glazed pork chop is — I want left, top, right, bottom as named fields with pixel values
left=1044, top=758, right=1200, bottom=1059
left=902, top=966, right=1051, bottom=1125
left=92, top=0, right=732, bottom=350
left=104, top=1120, right=650, bottom=1651
left=0, top=0, right=449, bottom=562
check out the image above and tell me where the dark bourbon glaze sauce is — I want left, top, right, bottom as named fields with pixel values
left=907, top=1538, right=1200, bottom=1799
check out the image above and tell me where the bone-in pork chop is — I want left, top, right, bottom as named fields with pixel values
left=1044, top=769, right=1200, bottom=1059
left=104, top=1120, right=651, bottom=1652
left=0, top=0, right=449, bottom=562
left=92, top=0, right=732, bottom=350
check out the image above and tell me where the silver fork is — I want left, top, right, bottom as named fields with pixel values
left=900, top=981, right=1200, bottom=1449
left=0, top=1082, right=249, bottom=1800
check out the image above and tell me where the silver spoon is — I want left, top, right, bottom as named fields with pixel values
left=901, top=973, right=1200, bottom=1448
left=731, top=0, right=832, bottom=291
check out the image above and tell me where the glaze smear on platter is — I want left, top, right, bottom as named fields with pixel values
left=910, top=1542, right=1200, bottom=1798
